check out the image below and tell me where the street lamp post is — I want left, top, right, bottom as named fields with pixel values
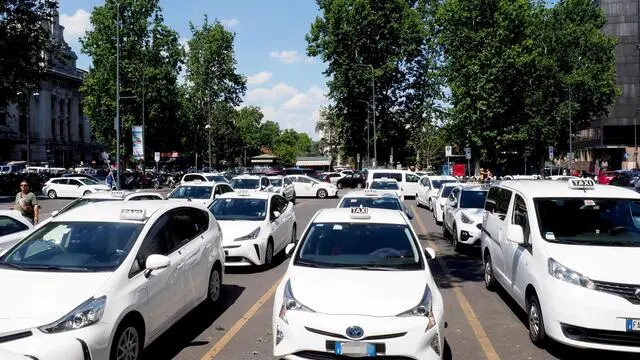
left=18, top=91, right=39, bottom=164
left=115, top=0, right=121, bottom=189
left=357, top=63, right=376, bottom=167
left=356, top=100, right=370, bottom=165
left=568, top=85, right=573, bottom=172
left=205, top=124, right=211, bottom=170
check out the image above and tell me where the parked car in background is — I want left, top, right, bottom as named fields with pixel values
left=285, top=175, right=338, bottom=199
left=43, top=177, right=110, bottom=199
left=336, top=171, right=366, bottom=189
left=268, top=175, right=296, bottom=203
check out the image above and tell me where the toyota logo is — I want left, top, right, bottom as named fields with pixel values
left=345, top=326, right=364, bottom=339
left=635, top=289, right=640, bottom=301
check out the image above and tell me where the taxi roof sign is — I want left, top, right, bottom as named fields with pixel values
left=568, top=178, right=595, bottom=190
left=364, top=189, right=378, bottom=196
left=236, top=189, right=250, bottom=196
left=120, top=208, right=147, bottom=221
left=350, top=207, right=371, bottom=219
left=111, top=190, right=126, bottom=198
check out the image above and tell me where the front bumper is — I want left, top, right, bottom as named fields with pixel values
left=543, top=278, right=640, bottom=352
left=223, top=240, right=266, bottom=266
left=457, top=223, right=481, bottom=245
left=274, top=311, right=444, bottom=360
left=0, top=321, right=112, bottom=360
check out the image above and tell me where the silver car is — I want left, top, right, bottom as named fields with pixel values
left=267, top=175, right=296, bottom=203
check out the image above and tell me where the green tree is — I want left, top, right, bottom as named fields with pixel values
left=81, top=0, right=183, bottom=165
left=0, top=0, right=57, bottom=107
left=315, top=105, right=340, bottom=160
left=184, top=16, right=246, bottom=164
left=274, top=129, right=300, bottom=165
left=296, top=132, right=314, bottom=155
left=257, top=120, right=281, bottom=152
left=307, top=0, right=443, bottom=166
left=235, top=106, right=264, bottom=157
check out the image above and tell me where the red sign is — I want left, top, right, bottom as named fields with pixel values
left=452, top=163, right=466, bottom=177
left=160, top=152, right=180, bottom=158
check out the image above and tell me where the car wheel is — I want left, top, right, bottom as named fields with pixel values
left=291, top=192, right=296, bottom=204
left=206, top=265, right=222, bottom=306
left=337, top=182, right=343, bottom=189
left=452, top=224, right=461, bottom=251
left=416, top=195, right=420, bottom=207
left=317, top=189, right=328, bottom=199
left=428, top=198, right=433, bottom=211
left=48, top=190, right=57, bottom=199
left=356, top=183, right=363, bottom=189
left=442, top=218, right=451, bottom=239
left=527, top=293, right=547, bottom=347
left=290, top=225, right=297, bottom=245
left=264, top=240, right=274, bottom=267
left=484, top=252, right=496, bottom=291
left=110, top=320, right=142, bottom=360
left=83, top=190, right=91, bottom=196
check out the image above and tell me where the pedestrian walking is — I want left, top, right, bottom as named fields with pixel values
left=14, top=180, right=39, bottom=225
left=106, top=170, right=114, bottom=190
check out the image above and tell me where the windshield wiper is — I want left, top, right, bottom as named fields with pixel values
left=335, top=265, right=400, bottom=271
left=295, top=260, right=331, bottom=268
left=18, top=265, right=94, bottom=272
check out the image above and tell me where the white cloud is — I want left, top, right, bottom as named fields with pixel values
left=220, top=18, right=240, bottom=28
left=244, top=83, right=328, bottom=139
left=270, top=50, right=315, bottom=65
left=247, top=71, right=273, bottom=85
left=60, top=9, right=92, bottom=44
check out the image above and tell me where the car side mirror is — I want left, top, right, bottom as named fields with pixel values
left=424, top=247, right=436, bottom=259
left=273, top=211, right=281, bottom=220
left=405, top=209, right=414, bottom=220
left=507, top=225, right=525, bottom=244
left=144, top=254, right=171, bottom=277
left=285, top=243, right=296, bottom=256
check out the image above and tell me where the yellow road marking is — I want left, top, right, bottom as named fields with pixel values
left=200, top=276, right=283, bottom=360
left=411, top=204, right=501, bottom=360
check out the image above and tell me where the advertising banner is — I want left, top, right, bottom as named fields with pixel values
left=132, top=125, right=144, bottom=161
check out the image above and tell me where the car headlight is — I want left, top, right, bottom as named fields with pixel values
left=279, top=280, right=314, bottom=324
left=39, top=296, right=106, bottom=333
left=461, top=213, right=473, bottom=224
left=235, top=227, right=260, bottom=241
left=397, top=285, right=436, bottom=331
left=548, top=258, right=595, bottom=289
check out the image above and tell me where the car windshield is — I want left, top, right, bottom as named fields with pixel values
left=432, top=179, right=457, bottom=189
left=206, top=175, right=228, bottom=183
left=168, top=185, right=213, bottom=199
left=59, top=198, right=120, bottom=215
left=270, top=179, right=283, bottom=187
left=0, top=222, right=143, bottom=271
left=208, top=198, right=267, bottom=221
left=231, top=178, right=260, bottom=189
left=370, top=181, right=399, bottom=190
left=79, top=178, right=99, bottom=185
left=535, top=198, right=640, bottom=246
left=339, top=197, right=402, bottom=210
left=295, top=223, right=423, bottom=270
left=460, top=190, right=488, bottom=208
left=439, top=186, right=455, bottom=198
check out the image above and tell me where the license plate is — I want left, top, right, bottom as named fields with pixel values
left=335, top=342, right=376, bottom=356
left=626, top=319, right=640, bottom=332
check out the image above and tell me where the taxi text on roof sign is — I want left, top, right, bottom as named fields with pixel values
left=111, top=190, right=126, bottom=198
left=120, top=208, right=147, bottom=220
left=351, top=207, right=369, bottom=214
left=236, top=189, right=250, bottom=196
left=568, top=178, right=595, bottom=189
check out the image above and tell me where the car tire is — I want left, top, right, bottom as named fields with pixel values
left=452, top=224, right=461, bottom=252
left=317, top=189, right=328, bottom=199
left=484, top=252, right=497, bottom=291
left=428, top=198, right=433, bottom=211
left=442, top=218, right=451, bottom=239
left=48, top=190, right=57, bottom=199
left=337, top=182, right=343, bottom=189
left=291, top=193, right=296, bottom=204
left=291, top=224, right=297, bottom=244
left=83, top=190, right=91, bottom=196
left=356, top=183, right=363, bottom=189
left=527, top=293, right=547, bottom=347
left=206, top=265, right=222, bottom=307
left=264, top=240, right=274, bottom=267
left=416, top=195, right=421, bottom=208
left=109, top=319, right=142, bottom=360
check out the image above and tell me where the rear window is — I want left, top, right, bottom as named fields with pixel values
left=339, top=197, right=402, bottom=210
left=370, top=181, right=399, bottom=190
left=373, top=172, right=402, bottom=182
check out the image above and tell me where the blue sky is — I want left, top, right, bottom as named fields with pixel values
left=58, top=0, right=329, bottom=139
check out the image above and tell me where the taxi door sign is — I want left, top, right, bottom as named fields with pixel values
left=351, top=207, right=369, bottom=214
left=568, top=178, right=595, bottom=189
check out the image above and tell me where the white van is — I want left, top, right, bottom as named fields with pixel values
left=481, top=178, right=640, bottom=352
left=365, top=169, right=421, bottom=198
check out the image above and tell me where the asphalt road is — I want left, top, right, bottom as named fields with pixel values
left=29, top=191, right=640, bottom=360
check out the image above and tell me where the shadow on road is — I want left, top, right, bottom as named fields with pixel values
left=225, top=251, right=290, bottom=275
left=419, top=234, right=484, bottom=289
left=141, top=284, right=245, bottom=360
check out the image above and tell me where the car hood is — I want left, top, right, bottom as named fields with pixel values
left=546, top=243, right=640, bottom=284
left=0, top=270, right=111, bottom=333
left=288, top=267, right=427, bottom=316
left=218, top=220, right=264, bottom=244
left=460, top=208, right=484, bottom=223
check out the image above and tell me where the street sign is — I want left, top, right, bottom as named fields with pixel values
left=548, top=146, right=554, bottom=160
left=154, top=152, right=160, bottom=162
left=445, top=146, right=452, bottom=157
left=464, top=147, right=471, bottom=160
left=567, top=152, right=574, bottom=161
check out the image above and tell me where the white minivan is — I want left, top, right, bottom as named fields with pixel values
left=365, top=169, right=421, bottom=198
left=481, top=178, right=640, bottom=353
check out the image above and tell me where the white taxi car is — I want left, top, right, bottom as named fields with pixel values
left=432, top=183, right=458, bottom=225
left=268, top=175, right=296, bottom=203
left=416, top=176, right=459, bottom=211
left=230, top=174, right=273, bottom=193
left=481, top=179, right=640, bottom=352
left=43, top=177, right=110, bottom=199
left=0, top=210, right=34, bottom=254
left=167, top=181, right=234, bottom=206
left=337, top=190, right=414, bottom=219
left=50, top=190, right=165, bottom=218
left=442, top=184, right=488, bottom=251
left=0, top=201, right=224, bottom=360
left=273, top=207, right=444, bottom=360
left=285, top=175, right=338, bottom=199
left=368, top=178, right=404, bottom=201
left=209, top=190, right=296, bottom=267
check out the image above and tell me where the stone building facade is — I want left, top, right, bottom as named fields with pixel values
left=0, top=12, right=102, bottom=167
